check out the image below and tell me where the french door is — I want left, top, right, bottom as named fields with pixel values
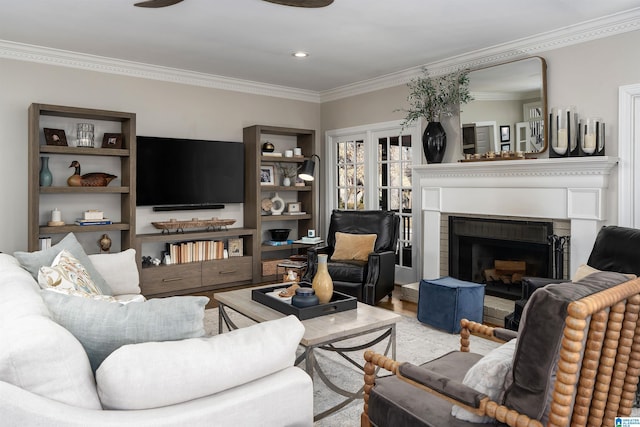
left=326, top=120, right=422, bottom=284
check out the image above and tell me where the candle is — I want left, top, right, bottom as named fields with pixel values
left=556, top=129, right=568, bottom=154
left=51, top=208, right=61, bottom=222
left=583, top=133, right=596, bottom=154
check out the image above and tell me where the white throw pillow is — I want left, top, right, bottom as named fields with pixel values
left=88, top=249, right=141, bottom=296
left=96, top=315, right=305, bottom=410
left=38, top=249, right=102, bottom=295
left=0, top=316, right=102, bottom=410
left=451, top=339, right=517, bottom=423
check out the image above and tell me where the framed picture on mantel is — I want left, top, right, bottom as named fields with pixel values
left=500, top=125, right=510, bottom=142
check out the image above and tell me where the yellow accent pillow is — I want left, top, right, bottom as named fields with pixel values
left=331, top=232, right=377, bottom=262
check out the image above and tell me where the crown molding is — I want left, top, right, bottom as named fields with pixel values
left=0, top=40, right=322, bottom=103
left=320, top=8, right=640, bottom=103
left=1, top=7, right=639, bottom=105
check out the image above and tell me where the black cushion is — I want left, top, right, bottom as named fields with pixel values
left=327, top=260, right=367, bottom=283
left=587, top=225, right=640, bottom=276
left=326, top=210, right=399, bottom=253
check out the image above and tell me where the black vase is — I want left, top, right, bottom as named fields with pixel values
left=422, top=121, right=447, bottom=164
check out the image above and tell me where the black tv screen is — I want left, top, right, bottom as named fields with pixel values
left=136, top=136, right=244, bottom=208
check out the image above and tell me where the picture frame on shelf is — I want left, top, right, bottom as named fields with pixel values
left=500, top=143, right=511, bottom=151
left=260, top=165, right=275, bottom=185
left=287, top=202, right=301, bottom=213
left=500, top=125, right=510, bottom=142
left=228, top=238, right=243, bottom=257
left=44, top=128, right=68, bottom=146
left=102, top=133, right=123, bottom=149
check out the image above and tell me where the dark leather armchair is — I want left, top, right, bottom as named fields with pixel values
left=302, top=210, right=400, bottom=305
left=506, top=225, right=640, bottom=330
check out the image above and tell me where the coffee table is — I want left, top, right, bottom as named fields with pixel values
left=215, top=285, right=401, bottom=421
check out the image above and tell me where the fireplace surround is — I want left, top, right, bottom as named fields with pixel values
left=413, top=157, right=619, bottom=282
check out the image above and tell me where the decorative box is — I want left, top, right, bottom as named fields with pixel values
left=261, top=259, right=287, bottom=277
left=83, top=210, right=104, bottom=220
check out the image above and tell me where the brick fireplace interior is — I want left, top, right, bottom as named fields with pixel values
left=447, top=216, right=566, bottom=300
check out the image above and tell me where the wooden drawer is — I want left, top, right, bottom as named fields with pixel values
left=141, top=263, right=202, bottom=295
left=202, top=257, right=253, bottom=288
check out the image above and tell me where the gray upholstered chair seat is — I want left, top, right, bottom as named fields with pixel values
left=369, top=352, right=487, bottom=427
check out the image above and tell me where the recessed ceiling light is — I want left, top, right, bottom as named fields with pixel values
left=292, top=51, right=309, bottom=58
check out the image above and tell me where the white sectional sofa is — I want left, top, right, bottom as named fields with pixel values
left=0, top=236, right=313, bottom=427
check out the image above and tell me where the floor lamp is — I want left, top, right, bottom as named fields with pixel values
left=298, top=154, right=321, bottom=236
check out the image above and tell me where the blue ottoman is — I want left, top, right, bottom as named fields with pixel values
left=417, top=277, right=484, bottom=333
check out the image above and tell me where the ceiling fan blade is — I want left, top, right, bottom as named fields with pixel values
left=134, top=0, right=184, bottom=8
left=262, top=0, right=334, bottom=7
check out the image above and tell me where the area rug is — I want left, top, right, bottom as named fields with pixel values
left=203, top=308, right=501, bottom=426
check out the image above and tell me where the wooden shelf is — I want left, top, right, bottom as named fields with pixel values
left=136, top=228, right=257, bottom=297
left=260, top=156, right=307, bottom=163
left=39, top=145, right=129, bottom=157
left=28, top=103, right=136, bottom=252
left=261, top=214, right=312, bottom=222
left=39, top=222, right=130, bottom=234
left=261, top=243, right=313, bottom=252
left=260, top=185, right=311, bottom=192
left=40, top=186, right=129, bottom=194
left=244, top=124, right=316, bottom=282
left=137, top=227, right=256, bottom=244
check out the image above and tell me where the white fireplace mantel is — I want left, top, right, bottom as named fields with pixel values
left=413, top=157, right=619, bottom=280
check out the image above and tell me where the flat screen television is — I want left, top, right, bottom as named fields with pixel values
left=136, top=136, right=244, bottom=210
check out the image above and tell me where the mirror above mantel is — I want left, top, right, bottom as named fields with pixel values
left=460, top=57, right=547, bottom=156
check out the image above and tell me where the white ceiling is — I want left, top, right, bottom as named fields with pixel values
left=1, top=0, right=639, bottom=93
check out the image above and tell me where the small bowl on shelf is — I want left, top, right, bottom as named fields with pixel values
left=269, top=228, right=291, bottom=241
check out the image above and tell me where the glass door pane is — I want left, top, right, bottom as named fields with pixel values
left=378, top=135, right=413, bottom=268
left=335, top=139, right=365, bottom=210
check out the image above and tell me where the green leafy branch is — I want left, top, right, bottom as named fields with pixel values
left=398, top=69, right=473, bottom=127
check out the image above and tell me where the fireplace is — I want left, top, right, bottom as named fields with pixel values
left=413, top=157, right=618, bottom=282
left=448, top=216, right=557, bottom=299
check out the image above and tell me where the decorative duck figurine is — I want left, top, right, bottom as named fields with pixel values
left=67, top=160, right=117, bottom=187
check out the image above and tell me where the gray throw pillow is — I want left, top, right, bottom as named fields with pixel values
left=41, top=291, right=208, bottom=372
left=14, top=233, right=112, bottom=295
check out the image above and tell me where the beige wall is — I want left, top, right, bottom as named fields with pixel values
left=2, top=29, right=639, bottom=253
left=320, top=29, right=640, bottom=225
left=0, top=59, right=320, bottom=253
left=322, top=30, right=640, bottom=156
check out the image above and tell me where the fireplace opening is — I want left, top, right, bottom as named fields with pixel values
left=448, top=216, right=558, bottom=300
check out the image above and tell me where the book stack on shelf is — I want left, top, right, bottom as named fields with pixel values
left=38, top=237, right=52, bottom=250
left=75, top=210, right=112, bottom=226
left=75, top=218, right=113, bottom=226
left=264, top=240, right=294, bottom=246
left=164, top=237, right=244, bottom=265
